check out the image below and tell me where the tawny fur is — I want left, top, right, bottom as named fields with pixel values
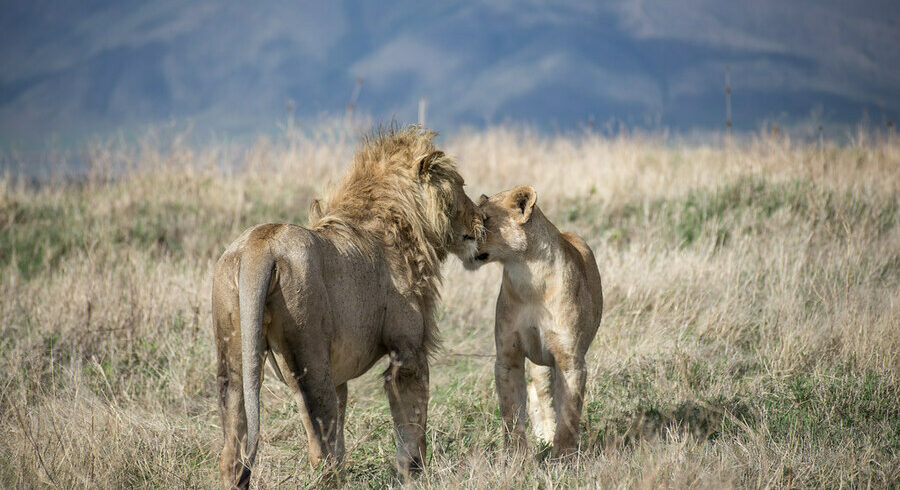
left=464, top=185, right=602, bottom=458
left=312, top=128, right=481, bottom=337
left=212, top=126, right=483, bottom=489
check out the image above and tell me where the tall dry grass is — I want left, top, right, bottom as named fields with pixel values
left=1, top=124, right=898, bottom=488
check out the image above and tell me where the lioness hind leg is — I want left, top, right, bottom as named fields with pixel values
left=527, top=363, right=556, bottom=444
left=384, top=349, right=429, bottom=477
left=550, top=358, right=587, bottom=457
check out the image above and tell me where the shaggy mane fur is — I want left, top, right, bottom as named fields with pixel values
left=311, top=125, right=465, bottom=307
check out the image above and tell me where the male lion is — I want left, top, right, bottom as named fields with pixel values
left=464, top=186, right=602, bottom=457
left=212, top=126, right=483, bottom=489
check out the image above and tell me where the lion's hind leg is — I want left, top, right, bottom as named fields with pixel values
left=270, top=337, right=343, bottom=468
left=335, top=383, right=348, bottom=457
left=215, top=310, right=251, bottom=490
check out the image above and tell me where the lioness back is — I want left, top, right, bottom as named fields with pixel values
left=559, top=231, right=603, bottom=323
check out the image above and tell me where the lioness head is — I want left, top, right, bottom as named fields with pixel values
left=463, top=185, right=537, bottom=270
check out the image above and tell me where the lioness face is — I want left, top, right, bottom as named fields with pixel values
left=464, top=185, right=536, bottom=270
left=447, top=185, right=485, bottom=261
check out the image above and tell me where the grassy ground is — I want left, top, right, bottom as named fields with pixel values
left=1, top=126, right=899, bottom=488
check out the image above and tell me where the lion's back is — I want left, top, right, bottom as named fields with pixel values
left=213, top=224, right=320, bottom=308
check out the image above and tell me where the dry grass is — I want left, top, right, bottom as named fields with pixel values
left=1, top=124, right=899, bottom=488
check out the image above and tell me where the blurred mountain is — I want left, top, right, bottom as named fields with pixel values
left=2, top=0, right=899, bottom=147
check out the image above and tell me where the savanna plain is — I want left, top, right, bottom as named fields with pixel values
left=1, top=124, right=898, bottom=488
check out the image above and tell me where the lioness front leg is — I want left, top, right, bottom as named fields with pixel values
left=527, top=363, right=556, bottom=444
left=550, top=356, right=587, bottom=457
left=384, top=349, right=429, bottom=476
left=495, top=335, right=528, bottom=451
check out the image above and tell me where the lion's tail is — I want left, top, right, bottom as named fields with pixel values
left=238, top=249, right=275, bottom=468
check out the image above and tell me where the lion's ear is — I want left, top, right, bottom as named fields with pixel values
left=478, top=194, right=489, bottom=206
left=417, top=151, right=445, bottom=180
left=506, top=185, right=536, bottom=223
left=309, top=199, right=323, bottom=220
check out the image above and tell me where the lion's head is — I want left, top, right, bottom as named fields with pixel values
left=312, top=125, right=483, bottom=298
left=414, top=147, right=484, bottom=262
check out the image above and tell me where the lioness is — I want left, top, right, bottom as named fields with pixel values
left=212, top=127, right=483, bottom=489
left=464, top=185, right=602, bottom=456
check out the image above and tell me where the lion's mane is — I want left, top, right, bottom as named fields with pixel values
left=311, top=125, right=465, bottom=312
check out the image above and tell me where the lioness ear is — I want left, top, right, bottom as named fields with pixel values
left=507, top=185, right=537, bottom=223
left=417, top=151, right=445, bottom=180
left=478, top=194, right=489, bottom=206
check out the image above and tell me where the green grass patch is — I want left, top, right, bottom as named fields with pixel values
left=558, top=177, right=898, bottom=250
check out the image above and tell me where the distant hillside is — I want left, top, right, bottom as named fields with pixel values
left=2, top=0, right=899, bottom=147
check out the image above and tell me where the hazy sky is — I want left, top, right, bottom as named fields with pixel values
left=2, top=0, right=899, bottom=147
